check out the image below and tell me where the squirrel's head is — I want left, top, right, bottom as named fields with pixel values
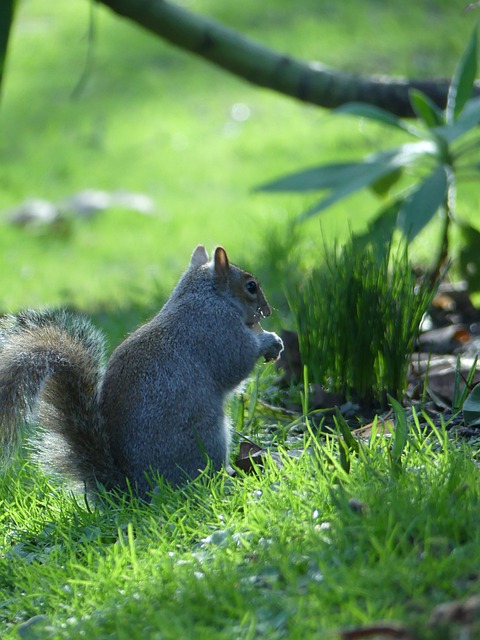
left=190, top=245, right=272, bottom=328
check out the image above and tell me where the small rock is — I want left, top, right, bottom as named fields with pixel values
left=62, top=189, right=112, bottom=217
left=112, top=190, right=155, bottom=214
left=17, top=615, right=50, bottom=638
left=6, top=199, right=60, bottom=226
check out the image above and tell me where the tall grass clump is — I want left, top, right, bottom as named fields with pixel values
left=289, top=238, right=438, bottom=407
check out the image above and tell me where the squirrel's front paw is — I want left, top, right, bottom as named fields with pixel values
left=260, top=332, right=284, bottom=363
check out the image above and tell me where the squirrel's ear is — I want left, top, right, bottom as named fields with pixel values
left=190, top=245, right=209, bottom=267
left=214, top=246, right=230, bottom=279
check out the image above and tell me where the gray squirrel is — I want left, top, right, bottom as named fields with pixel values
left=0, top=245, right=284, bottom=497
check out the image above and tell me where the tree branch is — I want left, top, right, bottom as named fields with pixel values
left=0, top=0, right=17, bottom=97
left=96, top=0, right=479, bottom=117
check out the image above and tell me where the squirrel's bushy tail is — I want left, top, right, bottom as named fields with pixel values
left=0, top=309, right=118, bottom=491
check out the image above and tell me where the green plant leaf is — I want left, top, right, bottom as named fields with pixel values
left=352, top=199, right=401, bottom=250
left=409, top=89, right=444, bottom=128
left=366, top=141, right=437, bottom=167
left=336, top=102, right=423, bottom=137
left=296, top=142, right=436, bottom=220
left=258, top=141, right=435, bottom=196
left=457, top=218, right=480, bottom=295
left=396, top=166, right=448, bottom=240
left=370, top=167, right=403, bottom=197
left=446, top=27, right=477, bottom=123
left=435, top=96, right=480, bottom=143
left=299, top=162, right=396, bottom=219
left=257, top=161, right=377, bottom=192
left=462, top=383, right=480, bottom=427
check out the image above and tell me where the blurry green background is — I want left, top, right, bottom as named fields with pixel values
left=0, top=0, right=477, bottom=315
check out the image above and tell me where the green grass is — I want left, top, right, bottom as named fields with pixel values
left=290, top=239, right=438, bottom=406
left=0, top=0, right=478, bottom=312
left=1, top=417, right=479, bottom=639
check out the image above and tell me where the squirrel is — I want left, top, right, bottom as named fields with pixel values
left=0, top=245, right=284, bottom=497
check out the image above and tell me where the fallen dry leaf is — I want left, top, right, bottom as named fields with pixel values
left=429, top=594, right=480, bottom=627
left=351, top=418, right=395, bottom=440
left=233, top=441, right=285, bottom=474
left=338, top=621, right=414, bottom=639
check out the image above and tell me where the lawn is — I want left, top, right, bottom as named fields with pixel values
left=0, top=0, right=478, bottom=312
left=2, top=412, right=479, bottom=639
left=1, top=1, right=480, bottom=638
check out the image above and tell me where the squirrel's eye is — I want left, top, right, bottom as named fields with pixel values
left=246, top=280, right=257, bottom=295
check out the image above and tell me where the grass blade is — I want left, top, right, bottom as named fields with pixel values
left=389, top=396, right=409, bottom=473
